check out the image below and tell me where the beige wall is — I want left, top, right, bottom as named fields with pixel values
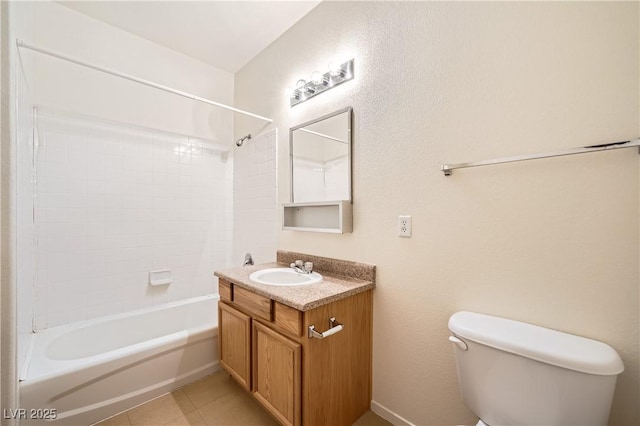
left=235, top=2, right=639, bottom=425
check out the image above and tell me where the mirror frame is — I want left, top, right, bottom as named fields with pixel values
left=289, top=106, right=353, bottom=203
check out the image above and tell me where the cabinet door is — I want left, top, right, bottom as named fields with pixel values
left=219, top=302, right=251, bottom=390
left=252, top=321, right=301, bottom=426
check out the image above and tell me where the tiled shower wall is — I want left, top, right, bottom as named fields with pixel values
left=17, top=64, right=35, bottom=376
left=233, top=130, right=277, bottom=266
left=35, top=109, right=233, bottom=329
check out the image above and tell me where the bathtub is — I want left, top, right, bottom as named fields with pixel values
left=19, top=294, right=220, bottom=426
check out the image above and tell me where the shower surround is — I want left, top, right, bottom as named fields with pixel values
left=32, top=109, right=233, bottom=330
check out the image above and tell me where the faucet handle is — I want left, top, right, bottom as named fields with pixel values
left=304, top=262, right=313, bottom=273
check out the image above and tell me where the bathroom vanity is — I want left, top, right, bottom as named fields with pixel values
left=214, top=251, right=375, bottom=426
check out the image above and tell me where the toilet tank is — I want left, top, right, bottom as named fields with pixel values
left=448, top=311, right=624, bottom=426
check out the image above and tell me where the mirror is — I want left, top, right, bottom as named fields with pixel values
left=290, top=107, right=352, bottom=203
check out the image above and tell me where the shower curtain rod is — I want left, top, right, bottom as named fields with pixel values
left=16, top=39, right=273, bottom=123
left=441, top=138, right=640, bottom=176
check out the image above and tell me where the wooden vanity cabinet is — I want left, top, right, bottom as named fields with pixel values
left=217, top=279, right=372, bottom=426
left=253, top=321, right=301, bottom=426
left=218, top=302, right=251, bottom=390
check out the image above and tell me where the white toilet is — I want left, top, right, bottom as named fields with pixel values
left=448, top=311, right=624, bottom=426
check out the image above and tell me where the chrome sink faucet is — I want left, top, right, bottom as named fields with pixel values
left=243, top=253, right=254, bottom=266
left=290, top=259, right=313, bottom=274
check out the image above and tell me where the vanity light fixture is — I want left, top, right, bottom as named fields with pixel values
left=289, top=59, right=354, bottom=107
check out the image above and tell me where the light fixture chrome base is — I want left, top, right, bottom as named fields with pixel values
left=290, top=59, right=354, bottom=107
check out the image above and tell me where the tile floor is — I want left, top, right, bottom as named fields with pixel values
left=94, top=370, right=392, bottom=426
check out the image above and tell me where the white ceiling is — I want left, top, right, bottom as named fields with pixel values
left=56, top=1, right=321, bottom=73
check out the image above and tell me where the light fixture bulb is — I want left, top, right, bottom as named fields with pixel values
left=311, top=71, right=323, bottom=85
left=328, top=61, right=342, bottom=77
left=286, top=87, right=300, bottom=99
left=295, top=79, right=307, bottom=89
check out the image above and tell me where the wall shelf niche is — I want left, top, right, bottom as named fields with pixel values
left=282, top=201, right=352, bottom=234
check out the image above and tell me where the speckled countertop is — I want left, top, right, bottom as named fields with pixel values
left=214, top=251, right=376, bottom=311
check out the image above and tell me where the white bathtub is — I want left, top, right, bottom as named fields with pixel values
left=19, top=294, right=220, bottom=426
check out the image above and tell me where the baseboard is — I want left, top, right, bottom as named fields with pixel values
left=371, top=400, right=415, bottom=426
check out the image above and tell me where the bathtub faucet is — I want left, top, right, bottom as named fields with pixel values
left=243, top=253, right=254, bottom=267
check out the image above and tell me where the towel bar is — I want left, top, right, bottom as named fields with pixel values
left=308, top=317, right=343, bottom=339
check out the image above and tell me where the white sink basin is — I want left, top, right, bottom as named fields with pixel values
left=249, top=268, right=323, bottom=286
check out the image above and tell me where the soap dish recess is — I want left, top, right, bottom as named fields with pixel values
left=149, top=270, right=172, bottom=286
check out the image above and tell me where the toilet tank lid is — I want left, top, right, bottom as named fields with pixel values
left=448, top=311, right=624, bottom=376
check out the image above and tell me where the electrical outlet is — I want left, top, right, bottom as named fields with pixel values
left=398, top=215, right=412, bottom=237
